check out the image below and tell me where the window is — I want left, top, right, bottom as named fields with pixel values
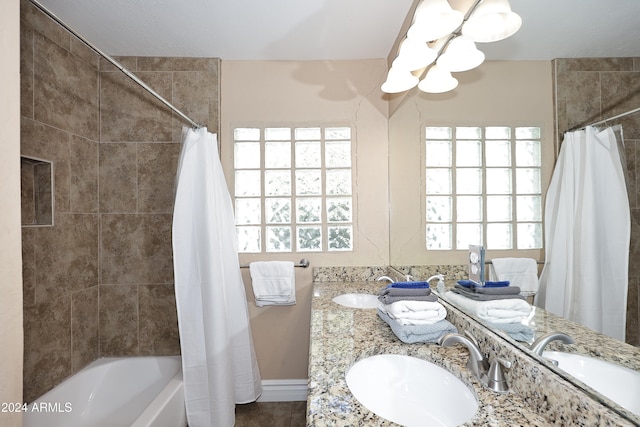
left=425, top=126, right=543, bottom=251
left=234, top=126, right=353, bottom=253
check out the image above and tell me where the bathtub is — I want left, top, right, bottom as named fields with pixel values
left=24, top=356, right=186, bottom=427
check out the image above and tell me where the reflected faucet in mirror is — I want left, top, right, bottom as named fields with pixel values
left=529, top=332, right=575, bottom=356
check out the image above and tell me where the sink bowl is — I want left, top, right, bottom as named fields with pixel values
left=543, top=351, right=640, bottom=415
left=346, top=354, right=478, bottom=427
left=332, top=293, right=379, bottom=309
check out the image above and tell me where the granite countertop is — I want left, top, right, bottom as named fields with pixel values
left=306, top=281, right=551, bottom=426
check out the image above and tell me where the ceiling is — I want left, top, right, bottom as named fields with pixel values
left=33, top=0, right=640, bottom=61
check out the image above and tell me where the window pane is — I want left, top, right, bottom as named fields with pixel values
left=485, top=126, right=511, bottom=139
left=426, top=196, right=452, bottom=222
left=265, top=127, right=291, bottom=141
left=234, top=128, right=260, bottom=141
left=426, top=140, right=452, bottom=167
left=265, top=141, right=291, bottom=168
left=426, top=169, right=451, bottom=194
left=327, top=197, right=352, bottom=222
left=235, top=198, right=261, bottom=224
left=427, top=224, right=452, bottom=249
left=487, top=223, right=512, bottom=249
left=426, top=126, right=452, bottom=139
left=265, top=198, right=291, bottom=223
left=328, top=226, right=352, bottom=250
left=456, top=168, right=481, bottom=194
left=295, top=141, right=321, bottom=168
left=326, top=169, right=352, bottom=195
left=325, top=141, right=351, bottom=168
left=516, top=168, right=541, bottom=194
left=234, top=142, right=260, bottom=169
left=457, top=196, right=482, bottom=222
left=486, top=196, right=512, bottom=222
left=518, top=223, right=543, bottom=249
left=325, top=127, right=351, bottom=140
left=486, top=168, right=512, bottom=194
left=485, top=140, right=511, bottom=167
left=456, top=223, right=482, bottom=250
left=264, top=170, right=291, bottom=196
left=297, top=226, right=322, bottom=251
left=266, top=226, right=291, bottom=252
left=515, top=140, right=541, bottom=167
left=516, top=127, right=541, bottom=139
left=235, top=170, right=261, bottom=197
left=295, top=127, right=321, bottom=140
left=517, top=196, right=542, bottom=221
left=294, top=170, right=320, bottom=195
left=296, top=197, right=321, bottom=223
left=456, top=127, right=481, bottom=139
left=456, top=140, right=481, bottom=167
left=237, top=226, right=261, bottom=252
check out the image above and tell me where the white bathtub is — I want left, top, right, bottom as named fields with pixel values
left=24, top=356, right=186, bottom=427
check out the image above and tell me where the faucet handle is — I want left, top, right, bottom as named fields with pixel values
left=485, top=358, right=512, bottom=393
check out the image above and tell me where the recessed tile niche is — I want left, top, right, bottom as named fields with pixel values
left=21, top=156, right=53, bottom=227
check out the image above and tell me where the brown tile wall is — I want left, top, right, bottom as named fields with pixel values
left=20, top=0, right=220, bottom=401
left=553, top=58, right=640, bottom=346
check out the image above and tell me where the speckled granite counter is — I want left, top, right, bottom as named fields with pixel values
left=307, top=281, right=550, bottom=426
left=307, top=280, right=637, bottom=426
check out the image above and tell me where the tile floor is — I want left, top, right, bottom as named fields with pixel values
left=235, top=401, right=307, bottom=427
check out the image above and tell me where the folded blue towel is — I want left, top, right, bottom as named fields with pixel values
left=457, top=280, right=479, bottom=288
left=487, top=321, right=535, bottom=343
left=484, top=281, right=510, bottom=287
left=457, top=280, right=510, bottom=288
left=377, top=309, right=458, bottom=344
left=387, top=281, right=430, bottom=289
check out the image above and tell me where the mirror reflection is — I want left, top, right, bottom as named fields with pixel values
left=388, top=56, right=640, bottom=421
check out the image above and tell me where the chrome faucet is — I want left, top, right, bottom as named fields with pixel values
left=439, top=331, right=512, bottom=393
left=376, top=275, right=395, bottom=283
left=529, top=332, right=575, bottom=356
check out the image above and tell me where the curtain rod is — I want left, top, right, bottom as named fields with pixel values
left=28, top=0, right=202, bottom=129
left=568, top=106, right=640, bottom=132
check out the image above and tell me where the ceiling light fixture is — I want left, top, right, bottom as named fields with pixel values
left=382, top=0, right=521, bottom=94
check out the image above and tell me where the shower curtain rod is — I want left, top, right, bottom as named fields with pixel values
left=569, top=106, right=640, bottom=132
left=28, top=0, right=202, bottom=129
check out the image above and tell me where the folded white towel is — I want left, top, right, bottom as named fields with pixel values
left=489, top=257, right=539, bottom=296
left=379, top=301, right=447, bottom=325
left=445, top=291, right=532, bottom=324
left=249, top=261, right=295, bottom=307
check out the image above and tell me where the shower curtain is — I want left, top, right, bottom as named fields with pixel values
left=173, top=127, right=262, bottom=427
left=537, top=125, right=630, bottom=341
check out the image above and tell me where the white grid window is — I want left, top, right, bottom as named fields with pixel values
left=425, top=126, right=543, bottom=251
left=234, top=126, right=353, bottom=253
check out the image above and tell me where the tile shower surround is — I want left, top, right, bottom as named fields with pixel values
left=20, top=0, right=220, bottom=402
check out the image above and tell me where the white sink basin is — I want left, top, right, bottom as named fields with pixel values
left=332, top=293, right=379, bottom=309
left=346, top=354, right=478, bottom=427
left=543, top=351, right=640, bottom=415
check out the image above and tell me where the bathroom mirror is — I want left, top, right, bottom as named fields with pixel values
left=386, top=58, right=640, bottom=423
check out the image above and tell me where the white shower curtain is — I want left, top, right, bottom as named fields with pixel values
left=172, top=127, right=262, bottom=427
left=537, top=125, right=630, bottom=341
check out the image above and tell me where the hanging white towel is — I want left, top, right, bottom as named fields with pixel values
left=249, top=261, right=296, bottom=306
left=489, top=258, right=539, bottom=296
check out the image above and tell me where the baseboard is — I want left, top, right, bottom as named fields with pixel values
left=257, top=379, right=308, bottom=402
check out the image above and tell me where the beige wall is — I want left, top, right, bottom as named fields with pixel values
left=389, top=60, right=555, bottom=266
left=222, top=60, right=391, bottom=379
left=0, top=0, right=24, bottom=425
